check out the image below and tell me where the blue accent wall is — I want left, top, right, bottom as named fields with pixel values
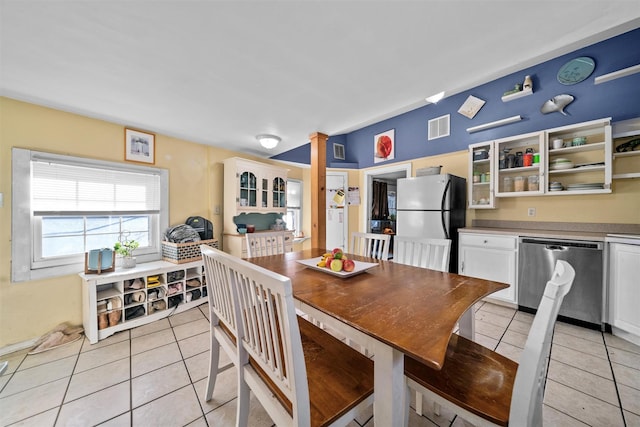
left=273, top=27, right=640, bottom=167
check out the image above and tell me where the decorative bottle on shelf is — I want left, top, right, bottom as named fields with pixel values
left=523, top=75, right=532, bottom=90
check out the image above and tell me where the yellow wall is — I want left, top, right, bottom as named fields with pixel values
left=0, top=97, right=307, bottom=347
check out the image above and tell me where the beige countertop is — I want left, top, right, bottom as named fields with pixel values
left=459, top=227, right=609, bottom=241
left=460, top=220, right=640, bottom=242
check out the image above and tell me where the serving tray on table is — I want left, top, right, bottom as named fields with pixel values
left=296, top=257, right=379, bottom=278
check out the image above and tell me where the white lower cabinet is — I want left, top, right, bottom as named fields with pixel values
left=80, top=260, right=207, bottom=344
left=608, top=243, right=640, bottom=345
left=459, top=233, right=518, bottom=306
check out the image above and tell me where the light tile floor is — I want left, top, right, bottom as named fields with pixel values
left=1, top=301, right=639, bottom=426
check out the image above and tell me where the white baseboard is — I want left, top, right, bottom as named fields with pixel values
left=0, top=338, right=38, bottom=357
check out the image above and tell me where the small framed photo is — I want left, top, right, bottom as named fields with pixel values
left=125, top=128, right=155, bottom=164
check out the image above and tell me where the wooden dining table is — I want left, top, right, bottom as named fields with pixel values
left=246, top=248, right=508, bottom=427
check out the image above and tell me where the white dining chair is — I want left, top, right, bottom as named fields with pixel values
left=393, top=236, right=451, bottom=415
left=217, top=248, right=375, bottom=427
left=404, top=260, right=575, bottom=427
left=245, top=231, right=287, bottom=258
left=350, top=231, right=390, bottom=260
left=200, top=245, right=244, bottom=407
left=393, top=236, right=451, bottom=271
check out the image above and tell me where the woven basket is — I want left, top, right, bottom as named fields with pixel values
left=162, top=239, right=219, bottom=264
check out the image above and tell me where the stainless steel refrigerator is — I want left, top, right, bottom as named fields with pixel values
left=396, top=174, right=466, bottom=272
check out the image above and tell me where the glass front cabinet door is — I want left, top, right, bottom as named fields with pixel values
left=468, top=141, right=496, bottom=209
left=271, top=176, right=286, bottom=209
left=238, top=170, right=258, bottom=209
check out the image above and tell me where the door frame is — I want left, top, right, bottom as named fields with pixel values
left=361, top=163, right=412, bottom=232
left=326, top=170, right=349, bottom=250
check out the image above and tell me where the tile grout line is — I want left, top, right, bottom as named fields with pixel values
left=170, top=315, right=211, bottom=426
left=129, top=330, right=134, bottom=427
left=52, top=339, right=82, bottom=427
left=603, top=333, right=628, bottom=427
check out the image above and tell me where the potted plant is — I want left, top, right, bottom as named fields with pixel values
left=114, top=238, right=139, bottom=268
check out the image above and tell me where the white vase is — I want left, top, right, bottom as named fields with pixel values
left=122, top=256, right=136, bottom=269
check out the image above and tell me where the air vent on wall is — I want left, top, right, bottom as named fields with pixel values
left=428, top=114, right=450, bottom=140
left=333, top=143, right=345, bottom=160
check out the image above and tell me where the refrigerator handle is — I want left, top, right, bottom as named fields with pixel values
left=441, top=179, right=451, bottom=239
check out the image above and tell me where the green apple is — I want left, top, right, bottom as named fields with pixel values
left=325, top=255, right=334, bottom=268
left=330, top=259, right=343, bottom=272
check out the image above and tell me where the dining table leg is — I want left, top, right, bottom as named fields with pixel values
left=372, top=341, right=407, bottom=427
left=458, top=305, right=476, bottom=340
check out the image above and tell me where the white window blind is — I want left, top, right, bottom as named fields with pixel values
left=287, top=180, right=302, bottom=208
left=32, top=161, right=161, bottom=214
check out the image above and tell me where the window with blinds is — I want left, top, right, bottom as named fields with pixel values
left=12, top=148, right=169, bottom=282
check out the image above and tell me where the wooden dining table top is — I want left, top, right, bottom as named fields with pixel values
left=245, top=247, right=508, bottom=371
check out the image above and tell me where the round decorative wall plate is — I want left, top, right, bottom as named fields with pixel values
left=557, top=56, right=596, bottom=85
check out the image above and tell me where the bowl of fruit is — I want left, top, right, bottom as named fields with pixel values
left=296, top=248, right=379, bottom=278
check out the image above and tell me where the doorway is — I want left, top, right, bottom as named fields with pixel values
left=326, top=171, right=349, bottom=251
left=362, top=163, right=411, bottom=231
left=362, top=163, right=412, bottom=257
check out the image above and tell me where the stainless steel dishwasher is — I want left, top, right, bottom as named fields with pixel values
left=518, top=237, right=604, bottom=328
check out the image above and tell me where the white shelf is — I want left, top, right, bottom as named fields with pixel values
left=545, top=189, right=611, bottom=195
left=496, top=191, right=542, bottom=198
left=549, top=141, right=605, bottom=154
left=501, top=87, right=533, bottom=102
left=613, top=173, right=640, bottom=179
left=473, top=158, right=490, bottom=165
left=97, top=288, right=121, bottom=300
left=549, top=165, right=605, bottom=175
left=498, top=165, right=540, bottom=174
left=613, top=150, right=640, bottom=159
left=472, top=182, right=490, bottom=186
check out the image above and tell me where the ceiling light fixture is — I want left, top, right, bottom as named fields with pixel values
left=256, top=134, right=281, bottom=149
left=425, top=91, right=445, bottom=104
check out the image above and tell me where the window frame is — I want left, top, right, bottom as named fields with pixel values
left=11, top=148, right=169, bottom=282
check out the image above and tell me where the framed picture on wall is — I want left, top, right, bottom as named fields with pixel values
left=125, top=128, right=155, bottom=164
left=374, top=129, right=395, bottom=164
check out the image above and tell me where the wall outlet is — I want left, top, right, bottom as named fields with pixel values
left=528, top=207, right=536, bottom=217
left=214, top=205, right=221, bottom=215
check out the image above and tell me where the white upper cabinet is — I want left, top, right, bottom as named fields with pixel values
left=467, top=118, right=613, bottom=207
left=545, top=118, right=612, bottom=195
left=225, top=157, right=287, bottom=214
left=468, top=141, right=496, bottom=209
left=494, top=131, right=546, bottom=198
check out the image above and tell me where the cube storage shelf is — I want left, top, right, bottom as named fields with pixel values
left=80, top=260, right=207, bottom=344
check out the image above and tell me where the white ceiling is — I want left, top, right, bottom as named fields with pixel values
left=2, top=1, right=639, bottom=158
